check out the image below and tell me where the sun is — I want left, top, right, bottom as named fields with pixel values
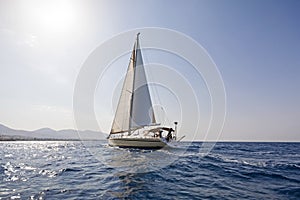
left=33, top=1, right=77, bottom=34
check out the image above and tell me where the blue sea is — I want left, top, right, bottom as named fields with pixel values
left=0, top=141, right=299, bottom=199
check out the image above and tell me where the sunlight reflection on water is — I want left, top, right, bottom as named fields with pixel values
left=0, top=141, right=299, bottom=199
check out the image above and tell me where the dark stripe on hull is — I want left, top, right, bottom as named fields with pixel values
left=108, top=138, right=166, bottom=149
left=117, top=146, right=163, bottom=149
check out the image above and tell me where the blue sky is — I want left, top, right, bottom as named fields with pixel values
left=0, top=0, right=299, bottom=141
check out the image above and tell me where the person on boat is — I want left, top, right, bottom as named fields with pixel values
left=159, top=130, right=163, bottom=138
left=166, top=128, right=174, bottom=142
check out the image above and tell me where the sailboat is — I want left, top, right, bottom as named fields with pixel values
left=107, top=33, right=179, bottom=149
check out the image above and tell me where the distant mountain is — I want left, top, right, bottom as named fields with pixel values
left=0, top=123, right=108, bottom=141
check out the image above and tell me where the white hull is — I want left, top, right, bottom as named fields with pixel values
left=108, top=137, right=166, bottom=149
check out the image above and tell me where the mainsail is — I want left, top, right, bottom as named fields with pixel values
left=110, top=33, right=156, bottom=134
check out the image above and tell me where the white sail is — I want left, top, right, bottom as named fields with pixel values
left=110, top=34, right=155, bottom=134
left=110, top=43, right=136, bottom=134
left=130, top=36, right=156, bottom=129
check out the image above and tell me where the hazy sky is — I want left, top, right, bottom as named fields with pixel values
left=0, top=0, right=299, bottom=141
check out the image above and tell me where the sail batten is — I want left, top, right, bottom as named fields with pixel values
left=110, top=34, right=156, bottom=135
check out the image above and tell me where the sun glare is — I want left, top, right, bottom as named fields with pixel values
left=33, top=1, right=77, bottom=34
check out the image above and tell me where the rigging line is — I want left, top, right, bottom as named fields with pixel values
left=144, top=50, right=171, bottom=126
left=143, top=48, right=164, bottom=124
left=138, top=35, right=157, bottom=124
left=163, top=107, right=172, bottom=127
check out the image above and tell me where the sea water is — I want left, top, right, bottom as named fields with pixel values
left=0, top=141, right=299, bottom=199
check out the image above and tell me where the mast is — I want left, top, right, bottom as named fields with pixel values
left=128, top=33, right=140, bottom=135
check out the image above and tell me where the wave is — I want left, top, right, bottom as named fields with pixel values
left=205, top=153, right=300, bottom=170
left=278, top=187, right=300, bottom=198
left=62, top=167, right=83, bottom=172
left=1, top=141, right=299, bottom=199
left=242, top=171, right=300, bottom=183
